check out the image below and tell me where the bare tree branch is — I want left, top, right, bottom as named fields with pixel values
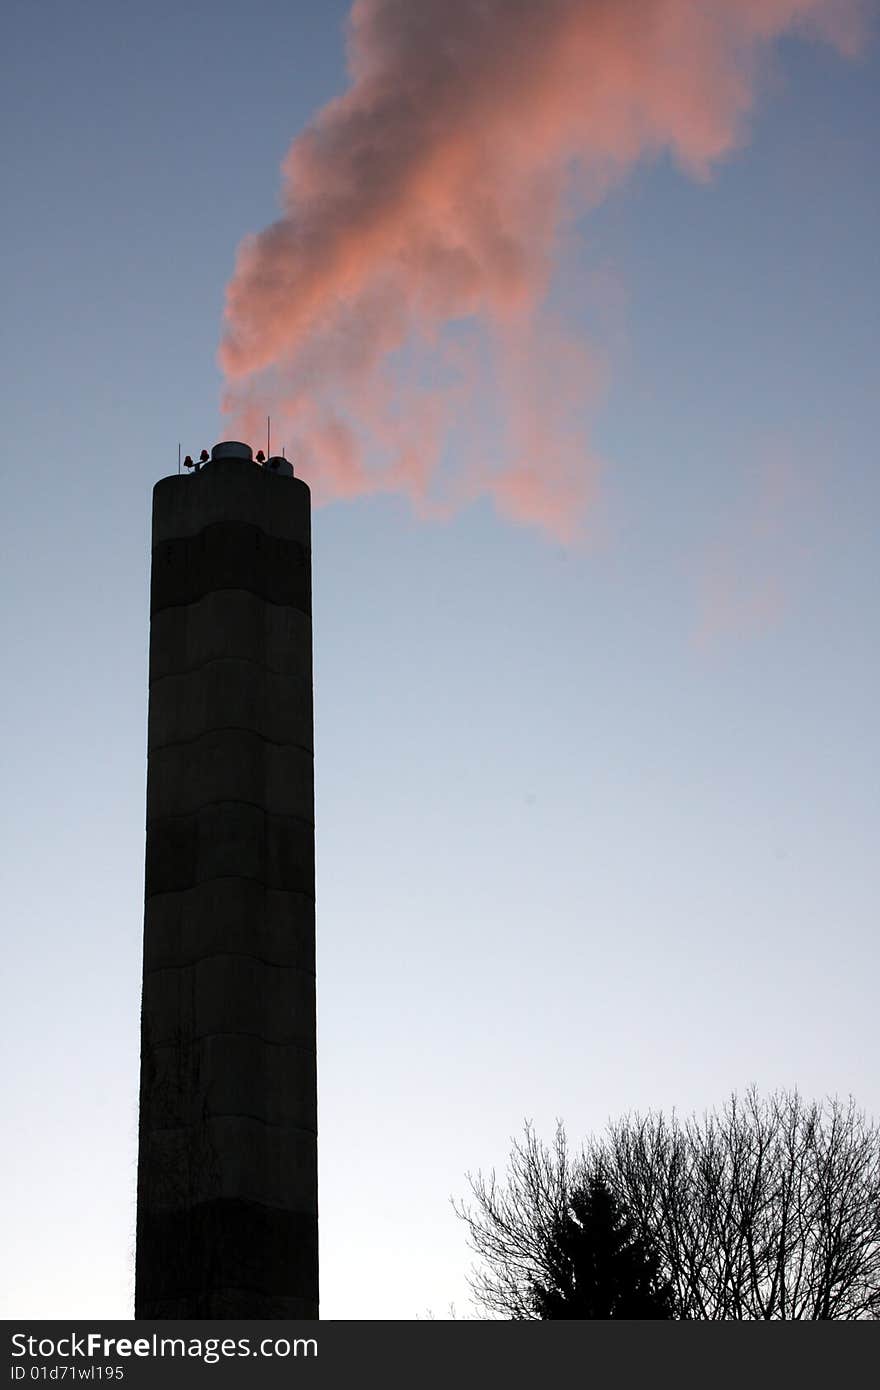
left=455, top=1091, right=880, bottom=1319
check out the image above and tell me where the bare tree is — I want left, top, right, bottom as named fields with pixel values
left=456, top=1091, right=880, bottom=1319
left=607, top=1089, right=880, bottom=1319
left=453, top=1122, right=587, bottom=1318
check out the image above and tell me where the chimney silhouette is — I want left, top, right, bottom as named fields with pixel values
left=135, top=441, right=317, bottom=1317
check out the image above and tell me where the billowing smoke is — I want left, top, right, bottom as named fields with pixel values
left=220, top=0, right=862, bottom=539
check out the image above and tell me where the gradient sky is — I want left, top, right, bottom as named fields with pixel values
left=1, top=0, right=878, bottom=1320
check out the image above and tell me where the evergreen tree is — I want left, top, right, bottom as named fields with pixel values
left=530, top=1171, right=673, bottom=1319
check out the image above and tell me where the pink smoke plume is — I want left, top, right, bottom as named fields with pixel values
left=695, top=441, right=832, bottom=646
left=220, top=0, right=863, bottom=540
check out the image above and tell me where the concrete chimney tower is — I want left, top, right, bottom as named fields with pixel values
left=135, top=442, right=317, bottom=1318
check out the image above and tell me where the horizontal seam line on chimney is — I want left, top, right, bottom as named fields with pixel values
left=138, top=1283, right=316, bottom=1305
left=144, top=1029, right=316, bottom=1051
left=151, top=518, right=309, bottom=547
left=151, top=590, right=310, bottom=620
left=149, top=654, right=310, bottom=685
left=144, top=1117, right=317, bottom=1135
left=147, top=800, right=315, bottom=828
left=140, top=1299, right=317, bottom=1312
left=145, top=874, right=316, bottom=903
left=144, top=952, right=315, bottom=976
left=144, top=880, right=315, bottom=903
left=149, top=585, right=312, bottom=614
left=148, top=729, right=314, bottom=757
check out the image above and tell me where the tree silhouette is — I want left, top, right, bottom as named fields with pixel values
left=530, top=1170, right=673, bottom=1318
left=456, top=1091, right=880, bottom=1319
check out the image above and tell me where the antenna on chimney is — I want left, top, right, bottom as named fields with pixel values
left=267, top=416, right=271, bottom=463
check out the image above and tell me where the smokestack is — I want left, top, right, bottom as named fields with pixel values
left=135, top=441, right=317, bottom=1318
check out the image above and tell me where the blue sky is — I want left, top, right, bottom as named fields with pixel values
left=1, top=1, right=877, bottom=1319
